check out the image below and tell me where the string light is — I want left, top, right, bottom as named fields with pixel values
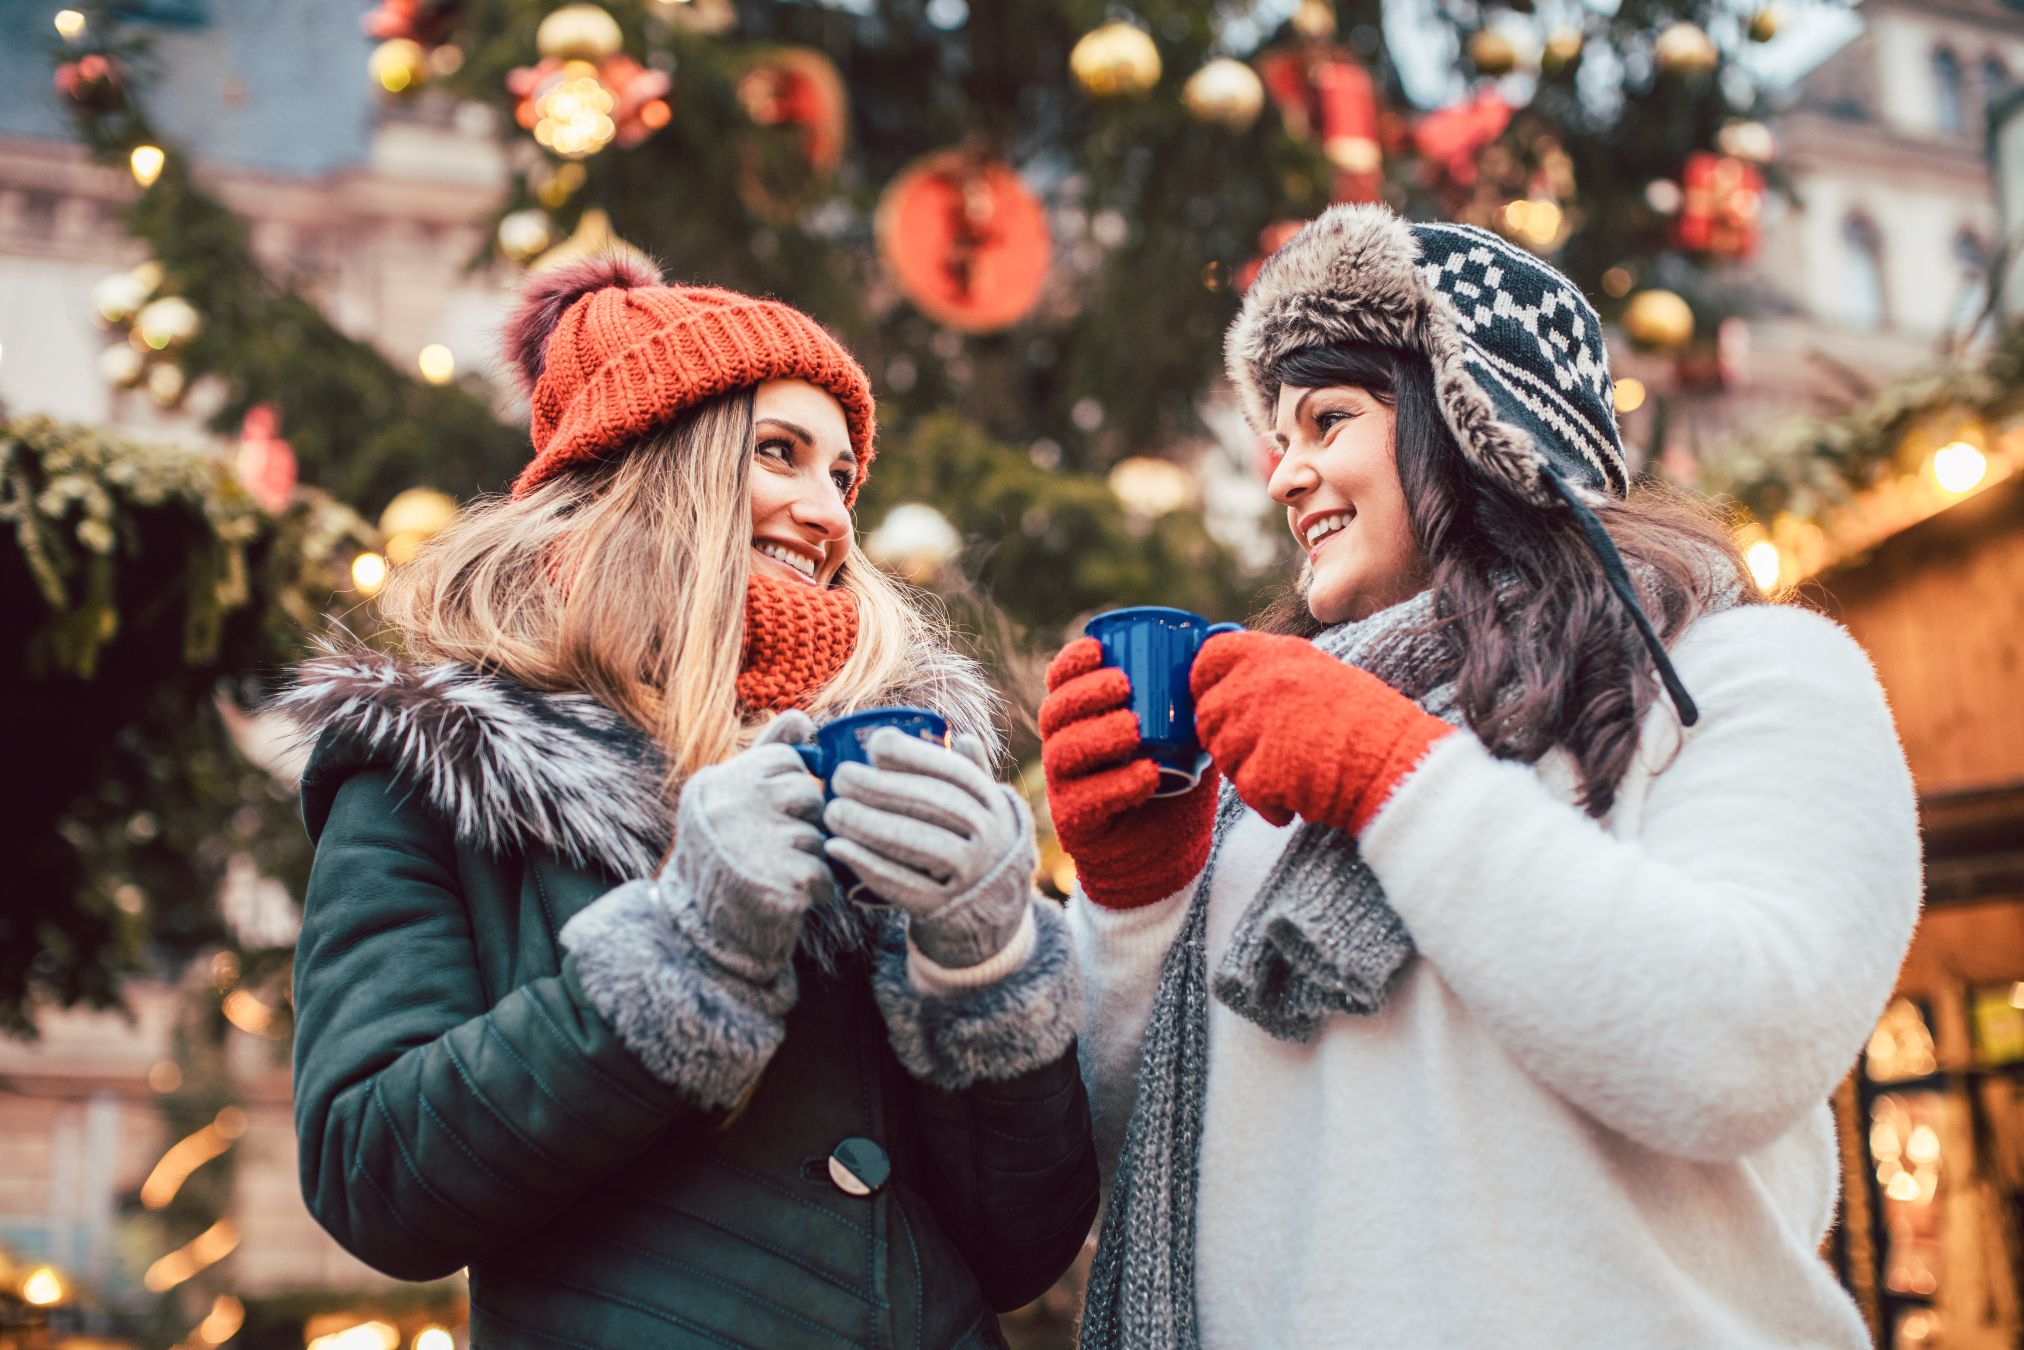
left=129, top=144, right=166, bottom=188
left=352, top=551, right=388, bottom=595
left=1500, top=198, right=1565, bottom=250
left=307, top=1321, right=401, bottom=1350
left=417, top=344, right=456, bottom=384
left=1744, top=539, right=1780, bottom=591
left=1612, top=378, right=1646, bottom=414
left=222, top=988, right=280, bottom=1035
left=531, top=62, right=618, bottom=158
left=143, top=1219, right=239, bottom=1292
left=54, top=9, right=86, bottom=38
left=198, top=1295, right=246, bottom=1345
left=414, top=1328, right=455, bottom=1350
left=140, top=1108, right=247, bottom=1209
left=22, top=1266, right=65, bottom=1306
left=1107, top=456, right=1195, bottom=517
left=1931, top=440, right=1988, bottom=495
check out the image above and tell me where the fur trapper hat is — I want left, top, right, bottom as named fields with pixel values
left=1226, top=203, right=1627, bottom=505
left=1227, top=204, right=1703, bottom=725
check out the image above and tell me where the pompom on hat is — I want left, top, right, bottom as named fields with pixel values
left=502, top=252, right=876, bottom=502
left=1226, top=204, right=1702, bottom=726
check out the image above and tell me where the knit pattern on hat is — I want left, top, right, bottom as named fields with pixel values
left=1225, top=203, right=1628, bottom=504
left=737, top=573, right=859, bottom=713
left=505, top=254, right=876, bottom=502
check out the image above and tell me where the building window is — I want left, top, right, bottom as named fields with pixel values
left=1986, top=55, right=2013, bottom=114
left=1935, top=48, right=1967, bottom=135
left=1841, top=215, right=1888, bottom=330
left=1952, top=229, right=1993, bottom=340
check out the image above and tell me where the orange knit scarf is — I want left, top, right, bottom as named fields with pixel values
left=737, top=573, right=860, bottom=712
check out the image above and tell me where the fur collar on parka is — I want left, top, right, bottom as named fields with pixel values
left=275, top=643, right=1004, bottom=885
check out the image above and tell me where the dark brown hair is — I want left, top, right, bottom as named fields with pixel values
left=1257, top=343, right=1763, bottom=817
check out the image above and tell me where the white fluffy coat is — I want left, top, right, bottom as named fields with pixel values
left=1070, top=603, right=1922, bottom=1348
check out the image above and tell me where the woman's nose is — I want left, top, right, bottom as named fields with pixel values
left=1267, top=446, right=1316, bottom=506
left=791, top=479, right=852, bottom=541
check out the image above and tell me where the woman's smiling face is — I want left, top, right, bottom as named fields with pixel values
left=1267, top=380, right=1427, bottom=624
left=747, top=378, right=855, bottom=588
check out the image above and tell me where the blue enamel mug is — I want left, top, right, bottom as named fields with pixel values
left=1084, top=607, right=1243, bottom=798
left=795, top=707, right=951, bottom=903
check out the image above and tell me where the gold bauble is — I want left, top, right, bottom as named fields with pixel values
left=1654, top=22, right=1718, bottom=76
left=1468, top=29, right=1519, bottom=78
left=653, top=0, right=734, bottom=35
left=378, top=487, right=460, bottom=542
left=145, top=362, right=186, bottom=407
left=497, top=208, right=554, bottom=262
left=368, top=38, right=428, bottom=95
left=92, top=270, right=149, bottom=325
left=1290, top=0, right=1336, bottom=41
left=1748, top=8, right=1780, bottom=42
left=135, top=296, right=201, bottom=349
left=97, top=344, right=145, bottom=388
left=1622, top=289, right=1695, bottom=351
left=536, top=4, right=624, bottom=62
left=1542, top=28, right=1584, bottom=76
left=1716, top=118, right=1776, bottom=163
left=1071, top=22, right=1161, bottom=99
left=1182, top=59, right=1264, bottom=131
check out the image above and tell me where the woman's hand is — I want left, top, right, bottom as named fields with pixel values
left=822, top=730, right=1035, bottom=970
left=658, top=711, right=834, bottom=982
left=1038, top=637, right=1219, bottom=909
left=1191, top=631, right=1452, bottom=835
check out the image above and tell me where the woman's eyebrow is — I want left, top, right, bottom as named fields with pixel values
left=755, top=417, right=813, bottom=443
left=1273, top=387, right=1322, bottom=447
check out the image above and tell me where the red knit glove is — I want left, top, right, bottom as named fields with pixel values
left=1039, top=638, right=1220, bottom=909
left=1191, top=631, right=1454, bottom=836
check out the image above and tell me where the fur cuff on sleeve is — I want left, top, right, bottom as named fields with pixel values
left=871, top=898, right=1083, bottom=1090
left=560, top=880, right=796, bottom=1109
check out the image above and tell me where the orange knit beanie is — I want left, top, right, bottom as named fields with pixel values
left=503, top=253, right=876, bottom=501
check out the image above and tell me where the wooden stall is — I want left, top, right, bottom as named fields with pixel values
left=1807, top=471, right=2024, bottom=1350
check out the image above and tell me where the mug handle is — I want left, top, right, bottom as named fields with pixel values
left=1205, top=621, right=1244, bottom=641
left=793, top=744, right=825, bottom=776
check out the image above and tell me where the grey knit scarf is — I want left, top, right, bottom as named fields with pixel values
left=1078, top=573, right=1740, bottom=1350
left=1077, top=590, right=1450, bottom=1350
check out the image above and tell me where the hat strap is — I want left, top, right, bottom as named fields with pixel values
left=1541, top=466, right=1700, bottom=728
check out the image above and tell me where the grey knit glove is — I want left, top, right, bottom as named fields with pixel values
left=659, top=711, right=833, bottom=984
left=822, top=729, right=1037, bottom=970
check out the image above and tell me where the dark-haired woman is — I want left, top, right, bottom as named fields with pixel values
left=1042, top=206, right=1920, bottom=1348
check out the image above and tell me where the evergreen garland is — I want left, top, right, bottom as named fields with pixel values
left=0, top=415, right=366, bottom=1034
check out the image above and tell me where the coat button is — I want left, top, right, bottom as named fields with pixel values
left=827, top=1137, right=890, bottom=1197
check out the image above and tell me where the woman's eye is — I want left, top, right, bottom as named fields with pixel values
left=1316, top=410, right=1354, bottom=432
left=830, top=469, right=853, bottom=494
left=756, top=437, right=794, bottom=463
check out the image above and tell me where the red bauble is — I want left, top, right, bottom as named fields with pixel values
left=876, top=152, right=1051, bottom=332
left=362, top=0, right=462, bottom=46
left=1413, top=90, right=1513, bottom=189
left=235, top=405, right=298, bottom=514
left=1673, top=152, right=1763, bottom=259
left=55, top=53, right=124, bottom=111
left=1258, top=47, right=1382, bottom=204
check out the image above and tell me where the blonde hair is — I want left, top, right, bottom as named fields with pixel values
left=375, top=389, right=995, bottom=794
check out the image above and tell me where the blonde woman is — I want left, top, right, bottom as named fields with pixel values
left=282, top=256, right=1095, bottom=1349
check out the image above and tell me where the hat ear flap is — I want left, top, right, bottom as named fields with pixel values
left=501, top=251, right=664, bottom=395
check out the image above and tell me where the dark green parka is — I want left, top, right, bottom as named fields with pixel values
left=283, top=651, right=1098, bottom=1349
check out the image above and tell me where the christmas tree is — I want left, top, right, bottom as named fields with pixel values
left=21, top=0, right=1825, bottom=1019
